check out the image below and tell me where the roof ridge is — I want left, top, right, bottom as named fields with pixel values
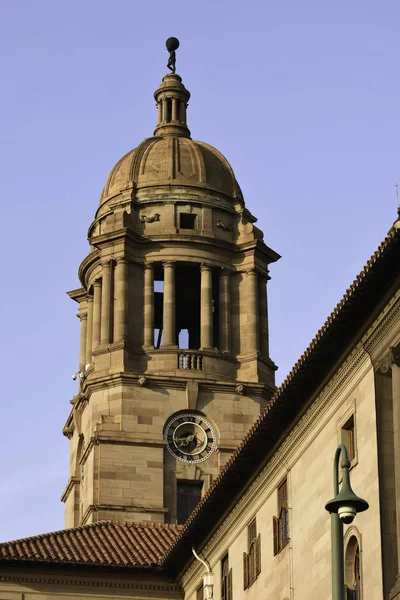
left=0, top=519, right=182, bottom=546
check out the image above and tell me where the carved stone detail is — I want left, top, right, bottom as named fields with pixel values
left=140, top=213, right=160, bottom=223
left=62, top=426, right=73, bottom=439
left=138, top=376, right=148, bottom=387
left=235, top=384, right=245, bottom=395
left=216, top=218, right=231, bottom=231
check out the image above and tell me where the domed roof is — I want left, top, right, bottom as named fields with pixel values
left=99, top=136, right=243, bottom=207
left=98, top=73, right=243, bottom=213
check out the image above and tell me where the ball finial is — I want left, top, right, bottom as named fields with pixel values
left=166, top=37, right=180, bottom=52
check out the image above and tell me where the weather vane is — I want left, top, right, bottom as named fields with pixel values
left=166, top=37, right=180, bottom=74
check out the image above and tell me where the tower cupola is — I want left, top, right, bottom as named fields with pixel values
left=153, top=73, right=191, bottom=138
left=63, top=40, right=280, bottom=529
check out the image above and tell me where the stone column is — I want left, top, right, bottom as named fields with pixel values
left=389, top=345, right=400, bottom=599
left=219, top=269, right=231, bottom=353
left=86, top=295, right=93, bottom=365
left=143, top=264, right=154, bottom=348
left=92, top=280, right=102, bottom=351
left=258, top=273, right=269, bottom=358
left=172, top=98, right=178, bottom=121
left=79, top=312, right=87, bottom=371
left=114, top=258, right=128, bottom=343
left=180, top=100, right=186, bottom=124
left=101, top=260, right=112, bottom=345
left=162, top=261, right=176, bottom=347
left=162, top=97, right=168, bottom=122
left=157, top=101, right=162, bottom=125
left=201, top=264, right=213, bottom=349
left=246, top=269, right=259, bottom=354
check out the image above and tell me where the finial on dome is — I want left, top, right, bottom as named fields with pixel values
left=153, top=42, right=191, bottom=138
left=166, top=37, right=180, bottom=74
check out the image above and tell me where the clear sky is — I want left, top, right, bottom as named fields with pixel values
left=0, top=0, right=399, bottom=542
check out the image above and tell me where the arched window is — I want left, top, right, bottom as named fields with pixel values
left=345, top=533, right=362, bottom=599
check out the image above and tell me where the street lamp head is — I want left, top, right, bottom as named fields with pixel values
left=325, top=476, right=369, bottom=523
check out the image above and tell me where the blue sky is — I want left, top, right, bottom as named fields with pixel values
left=0, top=0, right=399, bottom=541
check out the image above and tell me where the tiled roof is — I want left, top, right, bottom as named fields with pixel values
left=0, top=520, right=182, bottom=568
left=163, top=229, right=400, bottom=571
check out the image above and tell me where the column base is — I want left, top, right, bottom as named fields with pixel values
left=161, top=344, right=178, bottom=349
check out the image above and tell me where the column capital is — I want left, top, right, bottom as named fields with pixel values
left=86, top=294, right=94, bottom=303
left=378, top=344, right=400, bottom=373
left=93, top=279, right=102, bottom=288
left=144, top=262, right=154, bottom=271
left=163, top=260, right=176, bottom=268
left=245, top=268, right=258, bottom=277
left=220, top=267, right=232, bottom=276
left=116, top=256, right=128, bottom=265
left=393, top=344, right=400, bottom=367
left=101, top=259, right=112, bottom=268
left=200, top=263, right=212, bottom=272
left=79, top=312, right=88, bottom=321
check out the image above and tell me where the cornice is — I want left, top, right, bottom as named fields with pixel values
left=60, top=476, right=79, bottom=503
left=0, top=572, right=182, bottom=592
left=363, top=292, right=400, bottom=357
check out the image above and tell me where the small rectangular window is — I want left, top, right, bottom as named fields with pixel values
left=244, top=518, right=261, bottom=589
left=180, top=213, right=197, bottom=229
left=273, top=478, right=289, bottom=555
left=177, top=481, right=203, bottom=525
left=221, top=554, right=232, bottom=600
left=342, top=414, right=356, bottom=463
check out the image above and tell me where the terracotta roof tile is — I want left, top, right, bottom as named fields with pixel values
left=0, top=521, right=182, bottom=568
left=162, top=229, right=400, bottom=568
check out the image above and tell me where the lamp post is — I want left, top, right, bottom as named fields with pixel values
left=325, top=444, right=369, bottom=600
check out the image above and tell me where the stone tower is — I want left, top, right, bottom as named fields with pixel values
left=62, top=65, right=280, bottom=528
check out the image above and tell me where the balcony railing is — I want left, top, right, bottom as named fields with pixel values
left=178, top=352, right=203, bottom=370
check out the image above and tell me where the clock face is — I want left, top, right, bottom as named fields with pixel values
left=164, top=413, right=217, bottom=463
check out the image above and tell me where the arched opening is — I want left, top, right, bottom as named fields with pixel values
left=345, top=534, right=362, bottom=599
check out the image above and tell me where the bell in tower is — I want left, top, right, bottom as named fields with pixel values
left=62, top=39, right=280, bottom=527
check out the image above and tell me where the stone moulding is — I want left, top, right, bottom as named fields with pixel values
left=0, top=573, right=182, bottom=592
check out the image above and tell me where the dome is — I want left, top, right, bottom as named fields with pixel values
left=98, top=73, right=243, bottom=214
left=99, top=136, right=243, bottom=209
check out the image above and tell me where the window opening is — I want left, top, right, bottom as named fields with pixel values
left=244, top=518, right=261, bottom=589
left=176, top=266, right=200, bottom=349
left=221, top=554, right=232, bottom=600
left=153, top=274, right=164, bottom=347
left=177, top=481, right=203, bottom=525
left=180, top=213, right=197, bottom=229
left=342, top=414, right=356, bottom=462
left=273, top=478, right=289, bottom=555
left=178, top=328, right=189, bottom=349
left=345, top=536, right=362, bottom=599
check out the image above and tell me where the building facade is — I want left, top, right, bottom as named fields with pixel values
left=0, top=53, right=400, bottom=600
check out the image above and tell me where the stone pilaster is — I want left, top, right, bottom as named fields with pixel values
left=387, top=344, right=400, bottom=600
left=114, top=258, right=128, bottom=343
left=144, top=263, right=154, bottom=348
left=86, top=295, right=93, bottom=365
left=101, top=260, right=112, bottom=345
left=246, top=269, right=259, bottom=354
left=201, top=264, right=213, bottom=349
left=258, top=273, right=269, bottom=358
left=219, top=269, right=231, bottom=353
left=79, top=312, right=87, bottom=371
left=92, top=280, right=102, bottom=351
left=162, top=261, right=177, bottom=347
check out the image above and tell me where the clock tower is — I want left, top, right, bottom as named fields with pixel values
left=62, top=47, right=280, bottom=527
